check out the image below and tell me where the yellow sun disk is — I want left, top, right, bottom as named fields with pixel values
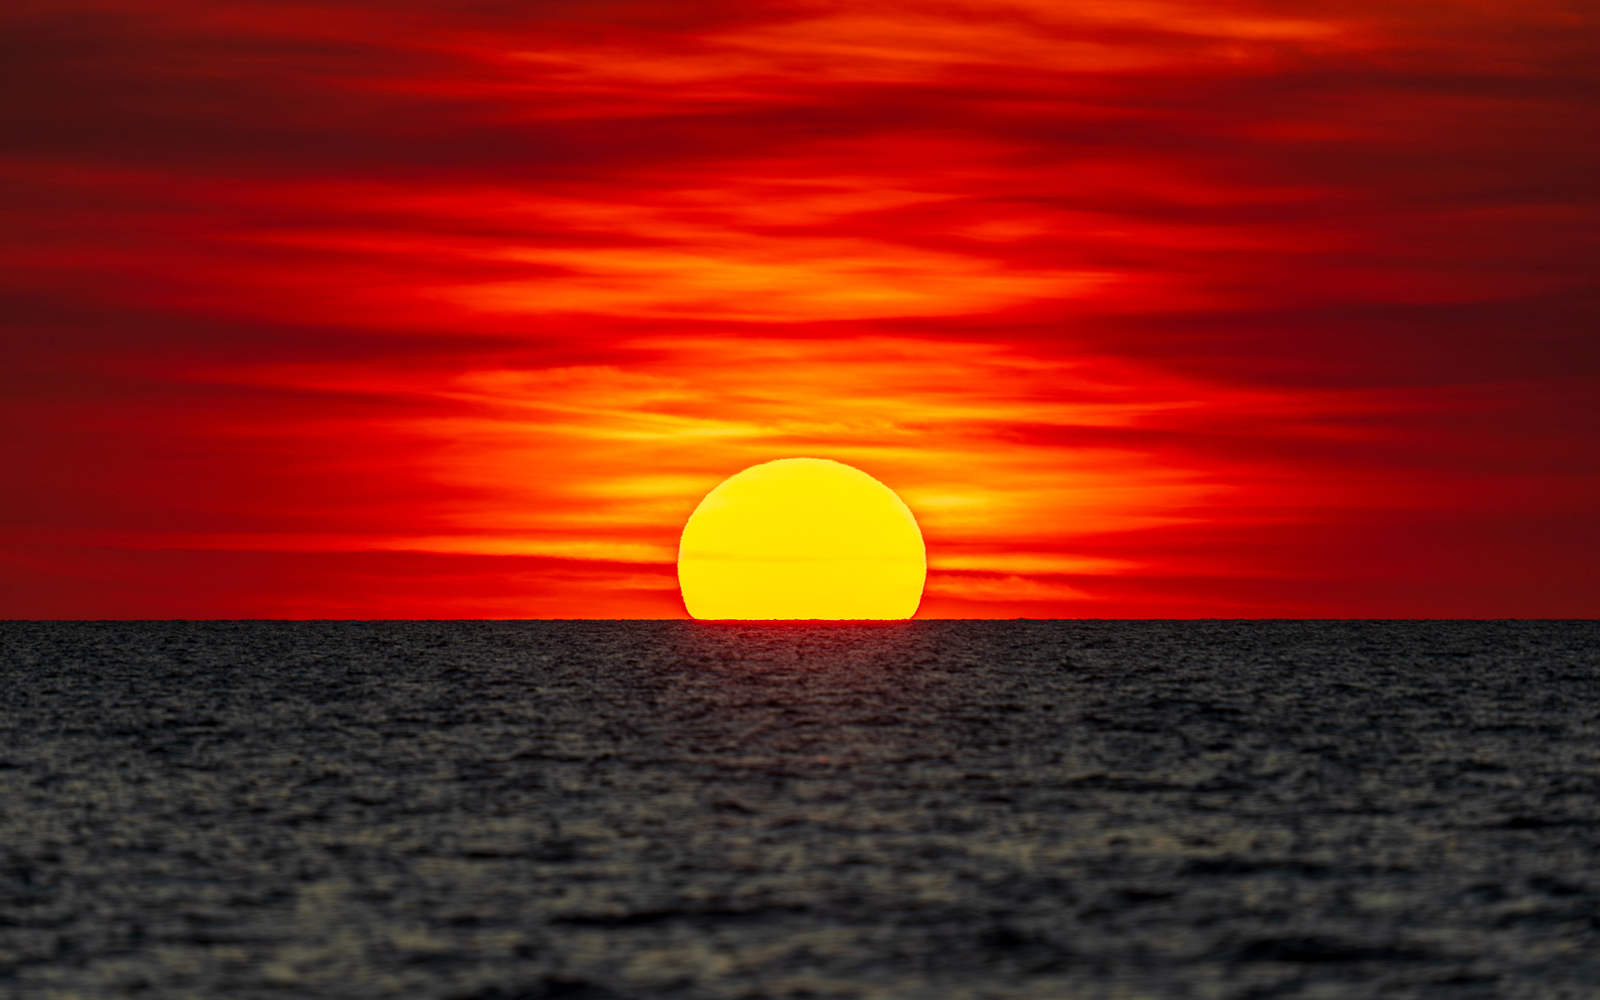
left=678, top=458, right=926, bottom=620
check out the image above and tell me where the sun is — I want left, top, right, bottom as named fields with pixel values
left=678, top=458, right=926, bottom=620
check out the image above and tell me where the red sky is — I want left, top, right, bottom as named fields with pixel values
left=2, top=0, right=1596, bottom=619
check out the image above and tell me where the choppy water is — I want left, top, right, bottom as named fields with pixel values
left=2, top=620, right=1598, bottom=999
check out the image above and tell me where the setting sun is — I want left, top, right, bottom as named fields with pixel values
left=678, top=458, right=926, bottom=620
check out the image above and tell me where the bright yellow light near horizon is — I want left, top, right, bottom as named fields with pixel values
left=678, top=458, right=926, bottom=620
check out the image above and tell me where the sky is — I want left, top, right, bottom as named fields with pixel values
left=2, top=0, right=1596, bottom=619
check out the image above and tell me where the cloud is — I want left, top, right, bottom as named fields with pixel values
left=924, top=574, right=1098, bottom=602
left=1, top=0, right=1596, bottom=617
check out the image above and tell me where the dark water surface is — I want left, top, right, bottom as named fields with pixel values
left=2, top=620, right=1598, bottom=999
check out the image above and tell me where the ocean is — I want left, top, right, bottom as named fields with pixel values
left=2, top=620, right=1597, bottom=999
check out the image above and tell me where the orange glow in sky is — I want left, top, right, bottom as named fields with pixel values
left=1, top=0, right=1596, bottom=618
